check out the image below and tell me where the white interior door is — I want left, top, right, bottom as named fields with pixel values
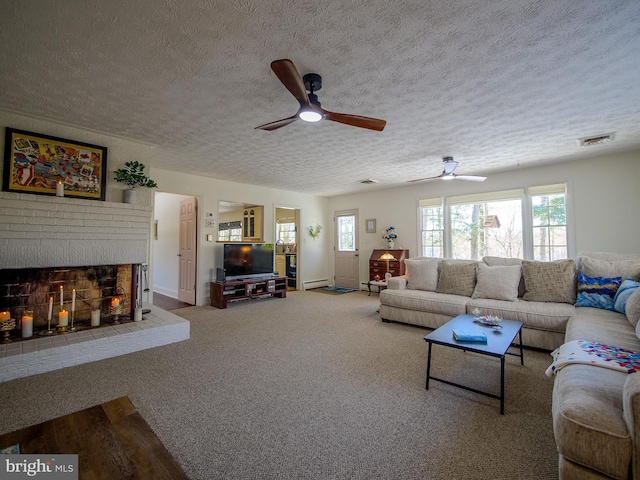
left=334, top=209, right=359, bottom=289
left=178, top=197, right=196, bottom=304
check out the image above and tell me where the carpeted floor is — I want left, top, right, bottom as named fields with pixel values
left=0, top=291, right=558, bottom=479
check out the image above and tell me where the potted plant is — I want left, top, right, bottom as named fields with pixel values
left=113, top=161, right=158, bottom=203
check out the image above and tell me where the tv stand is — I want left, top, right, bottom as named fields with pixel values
left=210, top=276, right=288, bottom=309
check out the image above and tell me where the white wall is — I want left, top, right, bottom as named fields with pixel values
left=149, top=167, right=330, bottom=305
left=152, top=192, right=193, bottom=298
left=328, top=150, right=640, bottom=285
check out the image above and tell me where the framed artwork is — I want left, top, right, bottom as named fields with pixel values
left=366, top=218, right=376, bottom=233
left=3, top=127, right=107, bottom=200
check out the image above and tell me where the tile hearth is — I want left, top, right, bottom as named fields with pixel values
left=0, top=304, right=189, bottom=383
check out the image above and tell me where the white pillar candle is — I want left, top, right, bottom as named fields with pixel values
left=71, top=289, right=76, bottom=312
left=90, top=309, right=100, bottom=327
left=21, top=312, right=33, bottom=338
left=56, top=180, right=64, bottom=197
left=48, top=296, right=53, bottom=321
left=0, top=311, right=10, bottom=322
left=134, top=307, right=142, bottom=322
left=58, top=309, right=69, bottom=327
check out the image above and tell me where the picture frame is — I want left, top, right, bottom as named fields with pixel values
left=2, top=127, right=108, bottom=201
left=366, top=218, right=376, bottom=233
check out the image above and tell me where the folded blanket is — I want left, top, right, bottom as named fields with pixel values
left=545, top=340, right=640, bottom=377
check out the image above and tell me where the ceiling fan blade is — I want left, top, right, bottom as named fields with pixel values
left=454, top=174, right=487, bottom=182
left=255, top=115, right=299, bottom=131
left=407, top=173, right=444, bottom=183
left=322, top=110, right=386, bottom=131
left=270, top=59, right=310, bottom=107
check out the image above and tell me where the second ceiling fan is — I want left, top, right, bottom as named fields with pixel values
left=255, top=59, right=386, bottom=132
left=408, top=157, right=487, bottom=183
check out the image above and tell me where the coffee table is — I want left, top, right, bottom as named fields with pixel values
left=424, top=314, right=524, bottom=414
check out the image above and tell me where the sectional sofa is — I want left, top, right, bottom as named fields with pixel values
left=379, top=252, right=640, bottom=479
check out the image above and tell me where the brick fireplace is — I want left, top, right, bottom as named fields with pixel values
left=0, top=191, right=190, bottom=382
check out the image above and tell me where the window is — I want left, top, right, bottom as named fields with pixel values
left=418, top=184, right=568, bottom=260
left=419, top=198, right=444, bottom=257
left=530, top=184, right=567, bottom=261
left=277, top=222, right=296, bottom=244
left=336, top=214, right=356, bottom=251
left=218, top=221, right=242, bottom=242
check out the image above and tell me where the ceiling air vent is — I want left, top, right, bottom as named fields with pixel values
left=357, top=179, right=379, bottom=184
left=578, top=133, right=615, bottom=147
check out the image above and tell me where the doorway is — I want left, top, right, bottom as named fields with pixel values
left=275, top=206, right=300, bottom=291
left=153, top=192, right=197, bottom=306
left=334, top=209, right=359, bottom=289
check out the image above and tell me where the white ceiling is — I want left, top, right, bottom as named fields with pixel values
left=1, top=0, right=640, bottom=197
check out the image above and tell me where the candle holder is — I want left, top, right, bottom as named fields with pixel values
left=1, top=318, right=16, bottom=343
left=110, top=304, right=122, bottom=324
left=69, top=311, right=76, bottom=332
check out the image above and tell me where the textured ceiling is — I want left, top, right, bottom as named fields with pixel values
left=1, top=0, right=640, bottom=197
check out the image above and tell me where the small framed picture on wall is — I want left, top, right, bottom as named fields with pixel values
left=366, top=218, right=376, bottom=233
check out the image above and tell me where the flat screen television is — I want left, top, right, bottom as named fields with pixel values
left=223, top=243, right=275, bottom=281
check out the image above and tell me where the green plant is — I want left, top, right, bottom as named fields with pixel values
left=113, top=161, right=158, bottom=189
left=308, top=224, right=322, bottom=239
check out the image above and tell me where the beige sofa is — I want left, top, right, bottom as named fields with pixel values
left=380, top=252, right=640, bottom=479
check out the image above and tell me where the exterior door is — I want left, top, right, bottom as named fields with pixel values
left=334, top=209, right=359, bottom=289
left=178, top=197, right=196, bottom=304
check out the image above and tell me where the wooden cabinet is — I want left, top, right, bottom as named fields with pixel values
left=210, top=276, right=287, bottom=309
left=369, top=249, right=409, bottom=281
left=242, top=206, right=263, bottom=241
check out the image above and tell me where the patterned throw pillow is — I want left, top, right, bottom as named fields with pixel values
left=522, top=259, right=577, bottom=304
left=575, top=273, right=622, bottom=311
left=613, top=278, right=640, bottom=314
left=435, top=261, right=477, bottom=297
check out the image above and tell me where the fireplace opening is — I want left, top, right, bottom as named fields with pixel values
left=0, top=264, right=140, bottom=340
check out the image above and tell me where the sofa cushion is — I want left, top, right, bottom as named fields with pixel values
left=405, top=258, right=439, bottom=291
left=567, top=308, right=640, bottom=352
left=580, top=255, right=640, bottom=281
left=628, top=288, right=640, bottom=329
left=435, top=261, right=477, bottom=297
left=380, top=288, right=468, bottom=317
left=471, top=263, right=521, bottom=301
left=466, top=298, right=574, bottom=333
left=522, top=259, right=576, bottom=304
left=483, top=256, right=525, bottom=297
left=575, top=273, right=622, bottom=311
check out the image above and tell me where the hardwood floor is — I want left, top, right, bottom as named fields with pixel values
left=0, top=397, right=188, bottom=480
left=152, top=292, right=192, bottom=311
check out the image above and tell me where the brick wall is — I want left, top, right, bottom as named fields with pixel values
left=0, top=191, right=151, bottom=268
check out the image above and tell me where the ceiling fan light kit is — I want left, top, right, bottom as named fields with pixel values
left=256, top=59, right=386, bottom=131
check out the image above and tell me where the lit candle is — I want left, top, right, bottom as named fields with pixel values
left=58, top=309, right=69, bottom=327
left=21, top=311, right=33, bottom=338
left=48, top=296, right=53, bottom=321
left=60, top=285, right=64, bottom=307
left=71, top=289, right=76, bottom=312
left=0, top=311, right=9, bottom=322
left=111, top=298, right=120, bottom=308
left=56, top=180, right=64, bottom=197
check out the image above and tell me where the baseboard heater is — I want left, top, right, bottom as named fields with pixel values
left=303, top=279, right=329, bottom=290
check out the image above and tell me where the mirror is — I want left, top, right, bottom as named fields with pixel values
left=218, top=201, right=264, bottom=242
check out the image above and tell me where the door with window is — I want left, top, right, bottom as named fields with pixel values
left=334, top=209, right=359, bottom=289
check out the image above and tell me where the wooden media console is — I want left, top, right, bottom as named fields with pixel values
left=210, top=276, right=288, bottom=309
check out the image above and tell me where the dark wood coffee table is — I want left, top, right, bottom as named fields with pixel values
left=424, top=314, right=524, bottom=414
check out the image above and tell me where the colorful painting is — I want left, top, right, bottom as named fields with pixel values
left=2, top=127, right=107, bottom=200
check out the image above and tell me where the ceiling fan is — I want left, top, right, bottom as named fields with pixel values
left=255, top=59, right=386, bottom=132
left=408, top=157, right=487, bottom=183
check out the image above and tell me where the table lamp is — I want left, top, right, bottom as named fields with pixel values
left=380, top=252, right=395, bottom=279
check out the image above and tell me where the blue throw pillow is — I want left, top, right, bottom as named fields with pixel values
left=613, top=278, right=640, bottom=314
left=575, top=273, right=622, bottom=311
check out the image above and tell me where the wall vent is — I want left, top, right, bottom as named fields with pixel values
left=578, top=133, right=615, bottom=146
left=357, top=179, right=379, bottom=184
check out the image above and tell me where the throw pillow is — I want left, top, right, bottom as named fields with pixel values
left=627, top=289, right=640, bottom=328
left=472, top=263, right=521, bottom=301
left=580, top=256, right=640, bottom=282
left=613, top=278, right=640, bottom=314
left=522, top=259, right=577, bottom=304
left=435, top=261, right=477, bottom=297
left=575, top=273, right=622, bottom=311
left=483, top=256, right=525, bottom=297
left=405, top=258, right=439, bottom=291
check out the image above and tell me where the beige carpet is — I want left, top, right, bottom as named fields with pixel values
left=0, top=291, right=558, bottom=479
